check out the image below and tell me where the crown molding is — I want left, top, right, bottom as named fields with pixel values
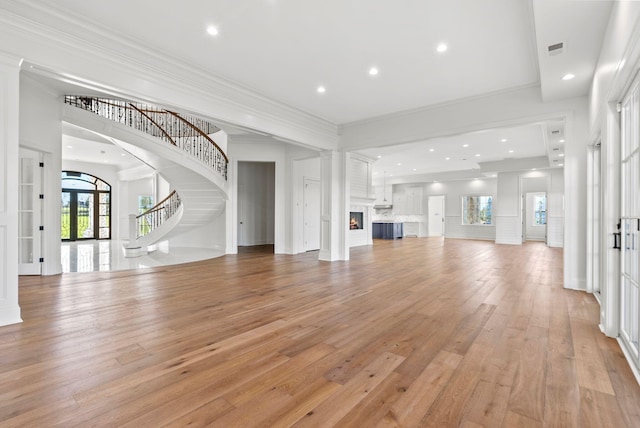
left=0, top=1, right=339, bottom=151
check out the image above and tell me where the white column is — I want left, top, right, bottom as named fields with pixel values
left=0, top=54, right=22, bottom=326
left=319, top=150, right=349, bottom=261
left=600, top=104, right=621, bottom=337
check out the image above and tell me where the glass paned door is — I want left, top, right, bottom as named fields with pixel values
left=62, top=190, right=103, bottom=241
left=76, top=192, right=95, bottom=239
left=620, top=81, right=640, bottom=362
left=99, top=192, right=111, bottom=239
left=18, top=148, right=42, bottom=275
left=61, top=192, right=71, bottom=240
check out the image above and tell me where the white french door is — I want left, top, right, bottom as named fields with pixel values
left=18, top=148, right=43, bottom=275
left=619, top=79, right=640, bottom=363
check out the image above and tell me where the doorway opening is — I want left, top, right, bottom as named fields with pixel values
left=524, top=192, right=547, bottom=242
left=61, top=171, right=111, bottom=241
left=237, top=162, right=275, bottom=252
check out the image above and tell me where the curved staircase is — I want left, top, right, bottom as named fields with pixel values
left=62, top=96, right=228, bottom=255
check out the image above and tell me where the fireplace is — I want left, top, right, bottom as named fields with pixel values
left=350, top=211, right=364, bottom=230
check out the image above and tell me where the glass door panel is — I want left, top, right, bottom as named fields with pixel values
left=18, top=149, right=42, bottom=275
left=61, top=192, right=71, bottom=240
left=98, top=192, right=110, bottom=239
left=76, top=192, right=95, bottom=240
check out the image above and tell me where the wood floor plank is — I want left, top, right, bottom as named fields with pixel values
left=381, top=350, right=462, bottom=427
left=506, top=326, right=548, bottom=422
left=292, top=351, right=405, bottom=427
left=570, top=318, right=616, bottom=395
left=1, top=239, right=638, bottom=426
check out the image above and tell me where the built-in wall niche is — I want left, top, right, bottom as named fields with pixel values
left=350, top=211, right=364, bottom=230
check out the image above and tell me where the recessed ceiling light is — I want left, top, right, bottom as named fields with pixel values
left=501, top=138, right=507, bottom=143
left=317, top=86, right=326, bottom=94
left=436, top=43, right=448, bottom=53
left=559, top=163, right=564, bottom=166
left=206, top=25, right=219, bottom=36
left=413, top=168, right=417, bottom=171
left=67, top=145, right=73, bottom=148
left=532, top=168, right=537, bottom=171
left=445, top=157, right=451, bottom=160
left=562, top=73, right=575, bottom=81
left=429, top=148, right=435, bottom=152
left=463, top=144, right=469, bottom=148
left=369, top=67, right=379, bottom=76
left=389, top=174, right=393, bottom=177
left=396, top=162, right=402, bottom=166
left=508, top=150, right=514, bottom=153
left=475, top=154, right=481, bottom=157
left=559, top=153, right=565, bottom=157
left=377, top=155, right=382, bottom=159
left=559, top=139, right=565, bottom=143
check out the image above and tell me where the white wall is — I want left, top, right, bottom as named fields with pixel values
left=237, top=162, right=275, bottom=246
left=424, top=178, right=497, bottom=241
left=589, top=2, right=640, bottom=136
left=495, top=171, right=521, bottom=245
left=547, top=168, right=565, bottom=248
left=0, top=54, right=22, bottom=326
left=19, top=73, right=62, bottom=275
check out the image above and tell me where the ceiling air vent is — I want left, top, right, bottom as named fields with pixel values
left=548, top=42, right=564, bottom=56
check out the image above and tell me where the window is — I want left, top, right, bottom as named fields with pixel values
left=534, top=194, right=547, bottom=225
left=462, top=195, right=493, bottom=225
left=138, top=195, right=154, bottom=214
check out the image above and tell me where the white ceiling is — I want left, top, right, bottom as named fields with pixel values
left=61, top=123, right=142, bottom=170
left=30, top=0, right=611, bottom=177
left=359, top=123, right=562, bottom=181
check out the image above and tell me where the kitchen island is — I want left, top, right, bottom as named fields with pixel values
left=372, top=222, right=403, bottom=239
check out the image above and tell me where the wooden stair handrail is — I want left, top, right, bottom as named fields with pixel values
left=128, top=103, right=177, bottom=146
left=167, top=111, right=228, bottom=163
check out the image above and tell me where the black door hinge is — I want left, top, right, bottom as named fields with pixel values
left=39, top=194, right=44, bottom=199
left=39, top=162, right=44, bottom=167
left=39, top=257, right=44, bottom=263
left=39, top=225, right=44, bottom=231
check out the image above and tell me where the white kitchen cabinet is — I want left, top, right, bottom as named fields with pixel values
left=374, top=184, right=393, bottom=207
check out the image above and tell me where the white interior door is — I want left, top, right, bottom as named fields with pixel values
left=428, top=195, right=444, bottom=237
left=237, top=183, right=247, bottom=246
left=303, top=178, right=320, bottom=251
left=18, top=148, right=42, bottom=275
left=620, top=80, right=640, bottom=365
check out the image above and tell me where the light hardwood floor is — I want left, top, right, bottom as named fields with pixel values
left=2, top=238, right=640, bottom=427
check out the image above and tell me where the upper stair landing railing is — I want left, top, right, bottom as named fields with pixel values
left=64, top=96, right=228, bottom=180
